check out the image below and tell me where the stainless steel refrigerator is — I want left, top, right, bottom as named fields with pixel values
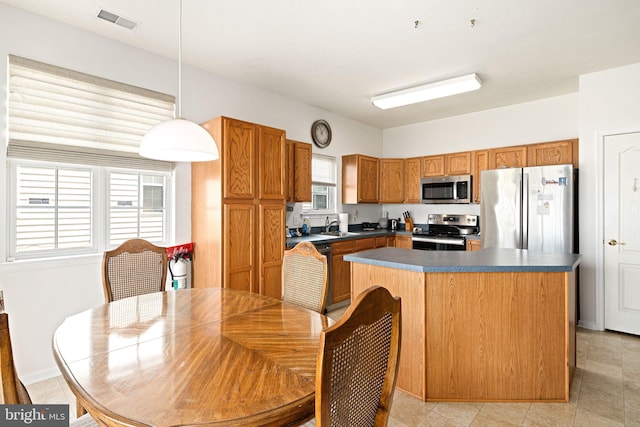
left=480, top=164, right=574, bottom=253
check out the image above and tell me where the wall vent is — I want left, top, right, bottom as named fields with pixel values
left=97, top=9, right=139, bottom=31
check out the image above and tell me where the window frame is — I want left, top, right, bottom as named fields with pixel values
left=302, top=154, right=338, bottom=215
left=6, top=158, right=172, bottom=261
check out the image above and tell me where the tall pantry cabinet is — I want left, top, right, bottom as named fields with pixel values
left=191, top=116, right=286, bottom=299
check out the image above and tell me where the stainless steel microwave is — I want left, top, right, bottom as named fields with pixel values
left=420, top=174, right=472, bottom=204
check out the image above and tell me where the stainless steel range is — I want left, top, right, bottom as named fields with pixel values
left=412, top=214, right=479, bottom=251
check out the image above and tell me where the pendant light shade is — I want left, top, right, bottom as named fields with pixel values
left=140, top=118, right=218, bottom=162
left=139, top=0, right=218, bottom=162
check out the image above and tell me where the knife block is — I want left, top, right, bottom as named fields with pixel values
left=405, top=218, right=414, bottom=231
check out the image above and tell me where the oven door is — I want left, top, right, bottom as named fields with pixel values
left=412, top=235, right=466, bottom=251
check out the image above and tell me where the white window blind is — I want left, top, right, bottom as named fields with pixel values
left=303, top=154, right=337, bottom=212
left=108, top=171, right=166, bottom=246
left=7, top=55, right=176, bottom=171
left=15, top=164, right=92, bottom=254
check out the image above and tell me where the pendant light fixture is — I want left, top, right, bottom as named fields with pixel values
left=139, top=0, right=218, bottom=162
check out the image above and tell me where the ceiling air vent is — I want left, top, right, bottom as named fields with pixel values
left=96, top=9, right=138, bottom=31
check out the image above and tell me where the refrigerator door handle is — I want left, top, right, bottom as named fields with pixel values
left=522, top=173, right=529, bottom=249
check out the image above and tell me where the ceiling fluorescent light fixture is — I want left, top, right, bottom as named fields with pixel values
left=140, top=0, right=218, bottom=162
left=371, top=73, right=482, bottom=110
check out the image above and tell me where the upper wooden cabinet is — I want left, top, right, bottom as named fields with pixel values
left=257, top=125, right=286, bottom=200
left=527, top=139, right=578, bottom=167
left=488, top=145, right=528, bottom=169
left=421, top=155, right=445, bottom=177
left=285, top=139, right=312, bottom=202
left=379, top=158, right=405, bottom=203
left=222, top=119, right=256, bottom=199
left=343, top=154, right=379, bottom=204
left=446, top=151, right=472, bottom=175
left=404, top=157, right=422, bottom=203
left=472, top=150, right=489, bottom=204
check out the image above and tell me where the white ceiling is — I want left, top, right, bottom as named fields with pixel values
left=4, top=0, right=640, bottom=129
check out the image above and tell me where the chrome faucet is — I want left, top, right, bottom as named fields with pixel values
left=325, top=216, right=340, bottom=232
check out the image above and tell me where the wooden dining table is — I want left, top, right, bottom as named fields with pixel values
left=52, top=288, right=333, bottom=427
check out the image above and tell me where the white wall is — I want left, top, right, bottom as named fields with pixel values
left=0, top=3, right=382, bottom=382
left=578, top=63, right=640, bottom=330
left=382, top=94, right=579, bottom=226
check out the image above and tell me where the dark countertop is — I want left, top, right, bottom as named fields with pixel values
left=286, top=230, right=411, bottom=247
left=344, top=247, right=581, bottom=273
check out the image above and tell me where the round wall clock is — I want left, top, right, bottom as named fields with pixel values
left=311, top=119, right=332, bottom=148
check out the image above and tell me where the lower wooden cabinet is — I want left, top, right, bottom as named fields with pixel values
left=258, top=202, right=286, bottom=298
left=223, top=202, right=255, bottom=293
left=330, top=240, right=355, bottom=304
left=329, top=235, right=394, bottom=304
left=394, top=234, right=413, bottom=249
left=466, top=239, right=481, bottom=251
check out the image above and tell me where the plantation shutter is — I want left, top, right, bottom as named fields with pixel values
left=7, top=55, right=176, bottom=171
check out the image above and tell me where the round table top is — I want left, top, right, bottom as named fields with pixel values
left=53, top=288, right=332, bottom=426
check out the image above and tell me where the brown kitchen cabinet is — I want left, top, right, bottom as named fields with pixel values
left=445, top=151, right=472, bottom=175
left=329, top=236, right=382, bottom=304
left=472, top=149, right=489, bottom=204
left=285, top=139, right=312, bottom=202
left=404, top=157, right=421, bottom=203
left=489, top=145, right=528, bottom=169
left=394, top=234, right=413, bottom=249
left=330, top=240, right=356, bottom=304
left=421, top=155, right=445, bottom=177
left=375, top=236, right=388, bottom=248
left=379, top=158, right=405, bottom=203
left=355, top=237, right=376, bottom=251
left=192, top=116, right=286, bottom=298
left=466, top=239, right=481, bottom=251
left=258, top=201, right=286, bottom=297
left=342, top=154, right=379, bottom=203
left=527, top=139, right=578, bottom=167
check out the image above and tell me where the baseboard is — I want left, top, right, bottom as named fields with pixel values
left=23, top=367, right=62, bottom=386
left=578, top=320, right=600, bottom=331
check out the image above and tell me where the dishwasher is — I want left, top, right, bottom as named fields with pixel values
left=313, top=244, right=335, bottom=313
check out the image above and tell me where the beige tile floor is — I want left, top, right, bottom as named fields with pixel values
left=27, top=322, right=640, bottom=426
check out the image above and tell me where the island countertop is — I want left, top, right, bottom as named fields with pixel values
left=344, top=247, right=581, bottom=273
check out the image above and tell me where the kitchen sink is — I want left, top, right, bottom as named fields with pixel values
left=319, top=231, right=359, bottom=237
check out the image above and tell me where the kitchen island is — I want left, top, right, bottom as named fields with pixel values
left=344, top=247, right=581, bottom=403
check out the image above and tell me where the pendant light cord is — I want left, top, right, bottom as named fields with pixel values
left=177, top=0, right=183, bottom=119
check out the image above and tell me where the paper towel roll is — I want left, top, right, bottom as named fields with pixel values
left=339, top=213, right=349, bottom=233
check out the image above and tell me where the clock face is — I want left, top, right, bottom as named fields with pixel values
left=311, top=120, right=332, bottom=148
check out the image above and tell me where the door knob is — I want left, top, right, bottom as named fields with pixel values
left=608, top=239, right=617, bottom=246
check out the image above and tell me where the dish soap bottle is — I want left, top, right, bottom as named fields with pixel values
left=302, top=217, right=310, bottom=236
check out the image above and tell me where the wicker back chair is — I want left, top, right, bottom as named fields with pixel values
left=0, top=291, right=98, bottom=426
left=282, top=241, right=329, bottom=313
left=102, top=239, right=167, bottom=303
left=315, top=286, right=402, bottom=427
left=0, top=292, right=31, bottom=405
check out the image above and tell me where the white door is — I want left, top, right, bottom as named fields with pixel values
left=604, top=132, right=640, bottom=335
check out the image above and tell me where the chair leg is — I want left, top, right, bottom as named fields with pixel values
left=76, top=400, right=87, bottom=418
